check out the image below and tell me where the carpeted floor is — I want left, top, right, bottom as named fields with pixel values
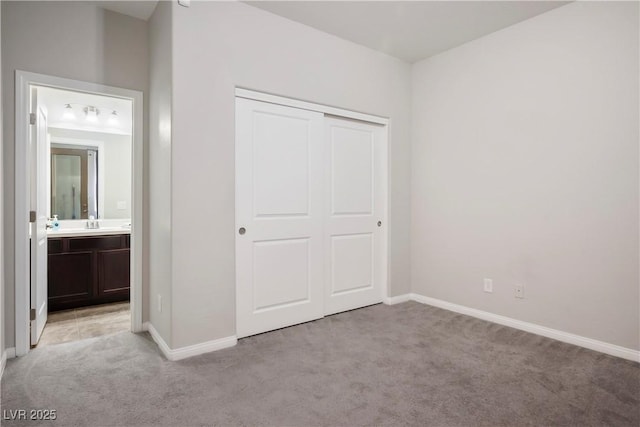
left=1, top=301, right=638, bottom=426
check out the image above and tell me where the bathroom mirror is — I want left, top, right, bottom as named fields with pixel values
left=48, top=130, right=132, bottom=220
left=50, top=146, right=97, bottom=220
left=38, top=86, right=133, bottom=223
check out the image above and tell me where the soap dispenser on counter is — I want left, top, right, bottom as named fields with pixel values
left=51, top=215, right=60, bottom=230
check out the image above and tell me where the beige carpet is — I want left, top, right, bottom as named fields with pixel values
left=1, top=302, right=638, bottom=426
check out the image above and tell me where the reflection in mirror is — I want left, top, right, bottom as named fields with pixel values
left=50, top=145, right=98, bottom=219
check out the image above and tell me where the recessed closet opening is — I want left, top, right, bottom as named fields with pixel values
left=235, top=90, right=389, bottom=338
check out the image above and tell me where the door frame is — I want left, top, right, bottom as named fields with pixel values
left=234, top=88, right=390, bottom=333
left=14, top=71, right=144, bottom=356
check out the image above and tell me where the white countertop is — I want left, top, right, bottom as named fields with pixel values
left=46, top=219, right=131, bottom=238
left=47, top=227, right=131, bottom=238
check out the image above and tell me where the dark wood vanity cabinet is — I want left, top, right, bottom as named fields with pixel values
left=47, top=234, right=130, bottom=311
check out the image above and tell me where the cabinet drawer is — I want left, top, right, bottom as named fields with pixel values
left=68, top=236, right=122, bottom=251
left=48, top=238, right=63, bottom=254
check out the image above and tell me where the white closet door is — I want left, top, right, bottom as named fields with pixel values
left=236, top=98, right=325, bottom=338
left=324, top=117, right=385, bottom=315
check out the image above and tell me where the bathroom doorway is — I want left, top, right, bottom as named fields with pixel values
left=14, top=71, right=144, bottom=356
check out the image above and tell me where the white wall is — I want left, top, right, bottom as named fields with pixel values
left=2, top=1, right=149, bottom=348
left=411, top=1, right=639, bottom=350
left=102, top=136, right=132, bottom=219
left=48, top=128, right=132, bottom=219
left=148, top=0, right=172, bottom=344
left=169, top=1, right=412, bottom=348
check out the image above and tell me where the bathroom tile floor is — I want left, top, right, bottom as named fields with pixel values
left=36, top=302, right=130, bottom=348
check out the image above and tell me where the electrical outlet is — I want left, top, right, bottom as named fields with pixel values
left=514, top=284, right=524, bottom=299
left=158, top=294, right=163, bottom=312
left=483, top=278, right=493, bottom=293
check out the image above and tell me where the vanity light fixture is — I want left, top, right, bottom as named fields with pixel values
left=108, top=110, right=119, bottom=125
left=62, top=103, right=76, bottom=120
left=84, top=106, right=100, bottom=122
left=64, top=102, right=118, bottom=125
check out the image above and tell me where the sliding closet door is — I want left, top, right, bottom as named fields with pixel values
left=324, top=117, right=386, bottom=315
left=236, top=98, right=325, bottom=338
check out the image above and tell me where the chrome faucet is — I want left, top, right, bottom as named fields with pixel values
left=87, top=216, right=100, bottom=229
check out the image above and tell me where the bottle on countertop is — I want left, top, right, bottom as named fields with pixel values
left=52, top=215, right=60, bottom=230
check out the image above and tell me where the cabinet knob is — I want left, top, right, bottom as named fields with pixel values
left=238, top=227, right=246, bottom=235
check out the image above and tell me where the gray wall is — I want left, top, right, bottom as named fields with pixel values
left=168, top=1, right=412, bottom=348
left=411, top=1, right=639, bottom=350
left=148, top=0, right=172, bottom=345
left=2, top=1, right=149, bottom=348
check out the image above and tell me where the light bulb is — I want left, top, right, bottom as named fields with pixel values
left=108, top=110, right=119, bottom=125
left=85, top=106, right=99, bottom=122
left=62, top=104, right=75, bottom=120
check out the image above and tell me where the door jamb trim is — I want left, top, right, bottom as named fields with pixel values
left=235, top=88, right=389, bottom=126
left=14, top=70, right=144, bottom=356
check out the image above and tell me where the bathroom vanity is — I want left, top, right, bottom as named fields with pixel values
left=47, top=230, right=130, bottom=311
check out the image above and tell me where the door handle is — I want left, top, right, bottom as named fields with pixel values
left=238, top=227, right=246, bottom=235
left=377, top=221, right=382, bottom=227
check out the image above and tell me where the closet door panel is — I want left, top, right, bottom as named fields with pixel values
left=236, top=98, right=324, bottom=338
left=252, top=112, right=310, bottom=217
left=330, top=233, right=373, bottom=295
left=324, top=117, right=385, bottom=315
left=330, top=125, right=374, bottom=216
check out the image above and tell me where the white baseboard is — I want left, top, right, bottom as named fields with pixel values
left=383, top=294, right=412, bottom=305
left=408, top=293, right=639, bottom=363
left=143, top=322, right=171, bottom=358
left=0, top=348, right=14, bottom=381
left=0, top=350, right=6, bottom=381
left=143, top=322, right=237, bottom=361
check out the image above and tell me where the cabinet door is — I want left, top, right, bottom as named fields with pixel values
left=98, top=249, right=131, bottom=295
left=48, top=251, right=93, bottom=305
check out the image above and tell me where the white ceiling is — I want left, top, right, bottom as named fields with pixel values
left=96, top=0, right=159, bottom=21
left=93, top=1, right=570, bottom=61
left=245, top=1, right=570, bottom=63
left=37, top=86, right=133, bottom=136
